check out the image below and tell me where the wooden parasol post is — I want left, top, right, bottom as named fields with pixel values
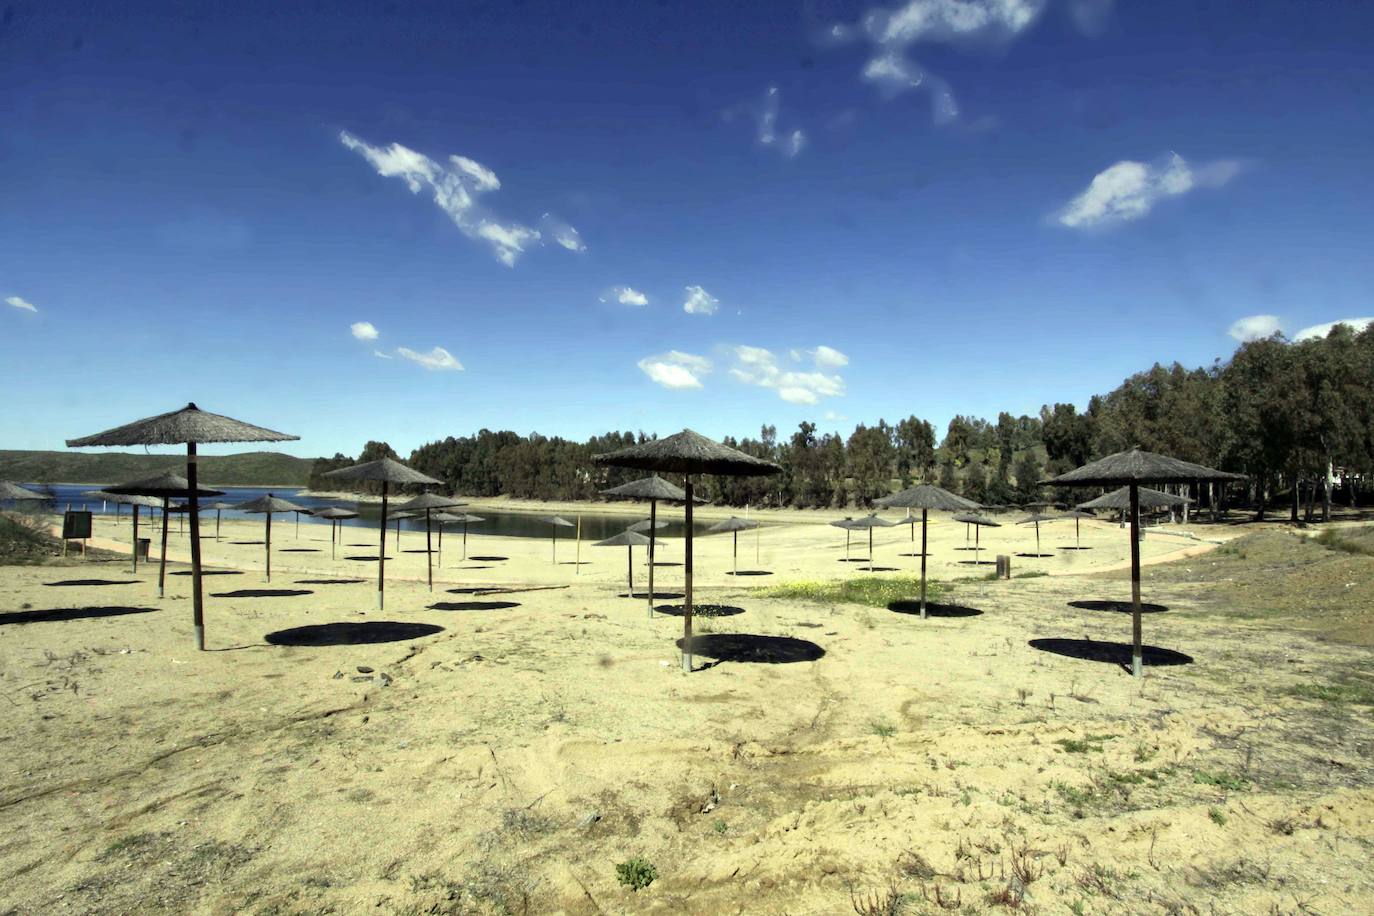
left=1129, top=482, right=1143, bottom=679
left=647, top=498, right=657, bottom=617
left=131, top=504, right=140, bottom=574
left=187, top=443, right=206, bottom=650
left=378, top=482, right=388, bottom=610
left=919, top=508, right=929, bottom=619
left=425, top=507, right=433, bottom=591
left=437, top=519, right=443, bottom=569
left=575, top=515, right=581, bottom=574
left=463, top=518, right=468, bottom=560
left=732, top=529, right=738, bottom=577
left=627, top=543, right=634, bottom=594
left=682, top=475, right=694, bottom=673
left=158, top=496, right=170, bottom=598
left=264, top=500, right=273, bottom=582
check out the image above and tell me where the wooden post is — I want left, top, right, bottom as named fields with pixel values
left=295, top=510, right=301, bottom=539
left=395, top=514, right=402, bottom=552
left=1129, top=482, right=1143, bottom=679
left=216, top=508, right=222, bottom=541
left=265, top=506, right=273, bottom=582
left=647, top=498, right=657, bottom=617
left=627, top=544, right=634, bottom=594
left=425, top=508, right=433, bottom=591
left=188, top=443, right=206, bottom=651
left=732, top=530, right=738, bottom=577
left=331, top=518, right=337, bottom=560
left=755, top=521, right=760, bottom=566
left=131, top=504, right=140, bottom=573
left=158, top=497, right=170, bottom=598
left=377, top=482, right=388, bottom=610
left=437, top=520, right=443, bottom=569
left=974, top=523, right=981, bottom=568
left=682, top=476, right=694, bottom=673
left=463, top=520, right=468, bottom=560
left=919, top=509, right=929, bottom=619
left=576, top=515, right=581, bottom=574
left=868, top=526, right=874, bottom=567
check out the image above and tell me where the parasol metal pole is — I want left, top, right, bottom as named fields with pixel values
left=188, top=444, right=206, bottom=651
left=920, top=508, right=929, bottom=619
left=158, top=496, right=170, bottom=598
left=425, top=508, right=433, bottom=591
left=378, top=482, right=388, bottom=610
left=1130, top=482, right=1143, bottom=679
left=647, top=498, right=657, bottom=617
left=683, top=476, right=694, bottom=673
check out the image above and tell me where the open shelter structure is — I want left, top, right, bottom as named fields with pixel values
left=87, top=490, right=161, bottom=571
left=603, top=476, right=693, bottom=616
left=875, top=484, right=979, bottom=618
left=232, top=493, right=308, bottom=582
left=594, top=529, right=659, bottom=606
left=106, top=472, right=223, bottom=598
left=541, top=516, right=575, bottom=564
left=707, top=516, right=759, bottom=576
left=313, top=506, right=357, bottom=559
left=322, top=456, right=442, bottom=610
left=594, top=429, right=781, bottom=672
left=1058, top=509, right=1095, bottom=549
left=1017, top=512, right=1058, bottom=557
left=396, top=493, right=465, bottom=590
left=952, top=513, right=1000, bottom=567
left=1048, top=447, right=1244, bottom=678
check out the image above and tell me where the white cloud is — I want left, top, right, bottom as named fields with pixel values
left=1055, top=152, right=1241, bottom=229
left=396, top=346, right=464, bottom=371
left=339, top=130, right=583, bottom=267
left=602, top=286, right=648, bottom=307
left=823, top=410, right=849, bottom=422
left=756, top=87, right=807, bottom=158
left=811, top=345, right=850, bottom=369
left=1294, top=317, right=1374, bottom=342
left=373, top=350, right=393, bottom=360
left=683, top=285, right=719, bottom=316
left=728, top=345, right=847, bottom=404
left=1227, top=315, right=1282, bottom=342
left=638, top=351, right=711, bottom=390
left=350, top=321, right=380, bottom=341
left=6, top=295, right=37, bottom=313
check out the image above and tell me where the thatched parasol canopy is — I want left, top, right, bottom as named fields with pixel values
left=1017, top=512, right=1058, bottom=557
left=107, top=473, right=224, bottom=499
left=314, top=506, right=359, bottom=559
left=595, top=529, right=658, bottom=548
left=593, top=428, right=782, bottom=671
left=83, top=489, right=162, bottom=508
left=709, top=516, right=760, bottom=576
left=952, top=513, right=1000, bottom=527
left=322, top=457, right=440, bottom=608
left=233, top=494, right=307, bottom=582
left=398, top=494, right=466, bottom=590
left=1061, top=509, right=1095, bottom=519
left=1, top=481, right=47, bottom=501
left=65, top=403, right=297, bottom=649
left=1048, top=448, right=1241, bottom=678
left=1077, top=486, right=1194, bottom=511
left=629, top=518, right=671, bottom=533
left=601, top=476, right=688, bottom=501
left=543, top=515, right=575, bottom=527
left=876, top=484, right=979, bottom=512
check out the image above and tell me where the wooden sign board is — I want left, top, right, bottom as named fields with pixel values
left=62, top=511, right=93, bottom=541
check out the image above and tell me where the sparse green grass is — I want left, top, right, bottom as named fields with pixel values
left=1055, top=733, right=1117, bottom=754
left=1014, top=569, right=1049, bottom=579
left=0, top=514, right=55, bottom=564
left=763, top=576, right=945, bottom=609
left=1208, top=806, right=1228, bottom=826
left=869, top=721, right=896, bottom=738
left=1313, top=527, right=1374, bottom=557
left=1194, top=770, right=1250, bottom=792
left=615, top=857, right=657, bottom=892
left=1288, top=680, right=1374, bottom=706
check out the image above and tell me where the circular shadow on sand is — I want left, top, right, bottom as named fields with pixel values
left=1029, top=638, right=1192, bottom=669
left=957, top=560, right=997, bottom=566
left=619, top=591, right=685, bottom=600
left=1058, top=546, right=1094, bottom=551
left=171, top=569, right=242, bottom=577
left=1069, top=599, right=1169, bottom=614
left=344, top=555, right=392, bottom=562
left=457, top=565, right=493, bottom=570
left=649, top=561, right=683, bottom=568
left=279, top=548, right=322, bottom=553
left=1015, top=553, right=1055, bottom=559
left=725, top=570, right=774, bottom=577
left=656, top=603, right=745, bottom=618
left=558, top=561, right=592, bottom=566
left=428, top=601, right=520, bottom=612
left=952, top=547, right=979, bottom=552
left=677, top=633, right=825, bottom=665
left=896, top=552, right=930, bottom=557
left=265, top=621, right=444, bottom=647
left=468, top=556, right=508, bottom=562
left=42, top=579, right=139, bottom=587
left=858, top=566, right=900, bottom=573
left=295, top=578, right=366, bottom=585
left=1, top=606, right=157, bottom=626
left=836, top=558, right=870, bottom=563
left=211, top=589, right=315, bottom=598
left=888, top=601, right=984, bottom=618
left=229, top=540, right=265, bottom=546
left=402, top=549, right=434, bottom=554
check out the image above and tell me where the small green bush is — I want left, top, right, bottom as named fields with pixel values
left=763, top=576, right=945, bottom=609
left=615, top=857, right=657, bottom=892
left=1194, top=770, right=1249, bottom=792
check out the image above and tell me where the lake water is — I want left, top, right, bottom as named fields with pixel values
left=19, top=483, right=725, bottom=541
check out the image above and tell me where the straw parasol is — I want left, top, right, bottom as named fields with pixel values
left=604, top=475, right=695, bottom=617
left=708, top=516, right=759, bottom=577
left=447, top=512, right=484, bottom=561
left=594, top=529, right=658, bottom=599
left=233, top=493, right=308, bottom=582
left=68, top=404, right=297, bottom=649
left=313, top=506, right=358, bottom=559
left=847, top=514, right=898, bottom=570
left=387, top=509, right=416, bottom=551
left=1, top=480, right=47, bottom=502
left=202, top=501, right=238, bottom=541
left=1017, top=512, right=1058, bottom=558
left=322, top=456, right=442, bottom=610
left=1048, top=447, right=1244, bottom=677
left=1076, top=486, right=1194, bottom=512
left=397, top=493, right=466, bottom=590
left=542, top=516, right=575, bottom=564
left=952, top=512, right=1000, bottom=567
left=593, top=429, right=781, bottom=672
left=875, top=484, right=979, bottom=618
left=830, top=517, right=859, bottom=561
left=1058, top=509, right=1095, bottom=549
left=84, top=490, right=161, bottom=572
left=106, top=472, right=224, bottom=598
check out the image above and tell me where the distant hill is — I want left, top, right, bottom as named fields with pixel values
left=0, top=450, right=316, bottom=486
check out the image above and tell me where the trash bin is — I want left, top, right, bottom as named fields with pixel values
left=137, top=538, right=151, bottom=560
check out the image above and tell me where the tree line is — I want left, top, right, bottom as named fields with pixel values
left=308, top=325, right=1374, bottom=521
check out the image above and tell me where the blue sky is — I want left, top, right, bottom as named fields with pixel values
left=3, top=0, right=1372, bottom=458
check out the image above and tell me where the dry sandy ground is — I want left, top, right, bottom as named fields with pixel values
left=1, top=513, right=1371, bottom=915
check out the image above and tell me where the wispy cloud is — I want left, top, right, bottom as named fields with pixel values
left=729, top=345, right=847, bottom=405
left=683, top=285, right=719, bottom=316
left=350, top=321, right=380, bottom=341
left=1227, top=315, right=1282, bottom=342
left=339, top=130, right=582, bottom=267
left=1294, top=317, right=1373, bottom=342
left=790, top=345, right=850, bottom=369
left=638, top=351, right=711, bottom=389
left=1054, top=153, right=1241, bottom=229
left=601, top=286, right=649, bottom=307
left=373, top=350, right=393, bottom=360
left=758, top=87, right=806, bottom=157
left=6, top=295, right=38, bottom=313
left=396, top=346, right=464, bottom=371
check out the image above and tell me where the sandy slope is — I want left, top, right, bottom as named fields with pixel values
left=1, top=514, right=1371, bottom=915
